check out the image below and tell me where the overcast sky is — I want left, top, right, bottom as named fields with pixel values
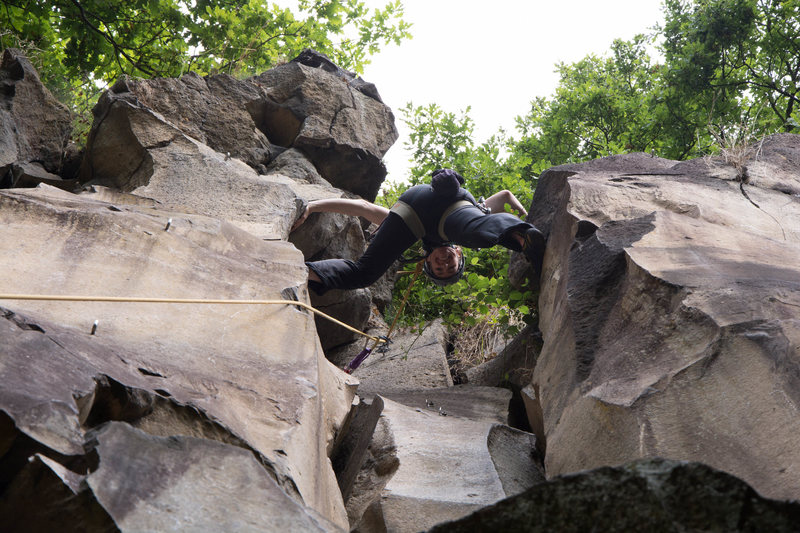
left=354, top=0, right=666, bottom=183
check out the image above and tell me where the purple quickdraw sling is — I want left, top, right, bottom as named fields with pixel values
left=344, top=347, right=372, bottom=374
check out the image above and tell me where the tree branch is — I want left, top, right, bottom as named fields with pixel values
left=66, top=0, right=158, bottom=76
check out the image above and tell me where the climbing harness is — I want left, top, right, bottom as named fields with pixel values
left=343, top=259, right=424, bottom=374
left=390, top=199, right=474, bottom=242
left=0, top=293, right=387, bottom=345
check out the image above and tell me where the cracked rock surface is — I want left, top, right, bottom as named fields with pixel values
left=526, top=143, right=800, bottom=501
left=0, top=184, right=356, bottom=530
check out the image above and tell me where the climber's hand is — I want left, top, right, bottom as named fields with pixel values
left=291, top=203, right=312, bottom=231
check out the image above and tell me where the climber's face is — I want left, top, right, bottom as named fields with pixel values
left=426, top=246, right=463, bottom=279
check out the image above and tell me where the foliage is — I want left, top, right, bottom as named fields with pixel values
left=513, top=36, right=670, bottom=166
left=508, top=0, right=800, bottom=170
left=387, top=102, right=536, bottom=202
left=449, top=306, right=526, bottom=376
left=384, top=243, right=536, bottom=338
left=659, top=0, right=800, bottom=138
left=0, top=0, right=411, bottom=142
left=379, top=103, right=537, bottom=338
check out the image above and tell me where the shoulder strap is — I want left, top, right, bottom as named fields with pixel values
left=437, top=200, right=473, bottom=241
left=392, top=198, right=475, bottom=242
left=390, top=200, right=425, bottom=239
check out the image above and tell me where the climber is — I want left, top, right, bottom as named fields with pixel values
left=291, top=168, right=546, bottom=295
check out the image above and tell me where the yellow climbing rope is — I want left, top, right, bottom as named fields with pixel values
left=0, top=293, right=386, bottom=344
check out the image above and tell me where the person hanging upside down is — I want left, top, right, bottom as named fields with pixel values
left=291, top=168, right=546, bottom=295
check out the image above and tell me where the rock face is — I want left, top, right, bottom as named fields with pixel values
left=0, top=184, right=355, bottom=529
left=73, top=50, right=397, bottom=349
left=0, top=48, right=73, bottom=188
left=527, top=139, right=800, bottom=501
left=329, top=321, right=546, bottom=532
left=0, top=48, right=399, bottom=531
left=431, top=458, right=800, bottom=532
left=3, top=47, right=800, bottom=532
left=346, top=394, right=545, bottom=532
left=342, top=320, right=455, bottom=398
left=86, top=423, right=337, bottom=532
left=79, top=49, right=397, bottom=203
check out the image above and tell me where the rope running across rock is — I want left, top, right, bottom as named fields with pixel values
left=0, top=294, right=387, bottom=345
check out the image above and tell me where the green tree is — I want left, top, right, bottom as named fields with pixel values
left=0, top=0, right=410, bottom=140
left=660, top=0, right=800, bottom=136
left=511, top=0, right=800, bottom=168
left=511, top=36, right=680, bottom=166
left=394, top=102, right=534, bottom=201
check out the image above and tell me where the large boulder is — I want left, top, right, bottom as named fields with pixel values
left=251, top=50, right=397, bottom=200
left=89, top=71, right=281, bottom=171
left=0, top=48, right=73, bottom=187
left=0, top=185, right=356, bottom=529
left=527, top=137, right=800, bottom=500
left=76, top=54, right=391, bottom=342
left=77, top=78, right=301, bottom=241
left=347, top=395, right=544, bottom=532
left=431, top=458, right=800, bottom=532
left=78, top=49, right=395, bottom=201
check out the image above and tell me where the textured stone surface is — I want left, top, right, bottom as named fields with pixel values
left=10, top=44, right=800, bottom=532
left=529, top=140, right=800, bottom=500
left=430, top=458, right=800, bottom=533
left=96, top=72, right=277, bottom=171
left=347, top=320, right=454, bottom=399
left=0, top=48, right=392, bottom=532
left=76, top=62, right=383, bottom=339
left=0, top=48, right=72, bottom=182
left=350, top=396, right=544, bottom=532
left=77, top=88, right=300, bottom=241
left=0, top=185, right=355, bottom=529
left=382, top=384, right=512, bottom=424
left=78, top=50, right=396, bottom=202
left=87, top=422, right=335, bottom=532
left=252, top=50, right=397, bottom=200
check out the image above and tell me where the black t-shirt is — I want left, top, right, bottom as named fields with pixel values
left=396, top=184, right=478, bottom=250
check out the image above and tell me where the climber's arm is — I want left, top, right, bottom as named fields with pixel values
left=484, top=190, right=528, bottom=217
left=292, top=198, right=389, bottom=230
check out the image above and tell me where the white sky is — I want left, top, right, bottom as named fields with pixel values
left=355, top=0, right=666, bottom=183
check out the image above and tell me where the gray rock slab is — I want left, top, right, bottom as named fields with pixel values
left=350, top=397, right=543, bottom=532
left=351, top=321, right=453, bottom=398
left=87, top=422, right=335, bottom=532
left=382, top=384, right=512, bottom=425
left=530, top=139, right=800, bottom=501
left=0, top=185, right=355, bottom=528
